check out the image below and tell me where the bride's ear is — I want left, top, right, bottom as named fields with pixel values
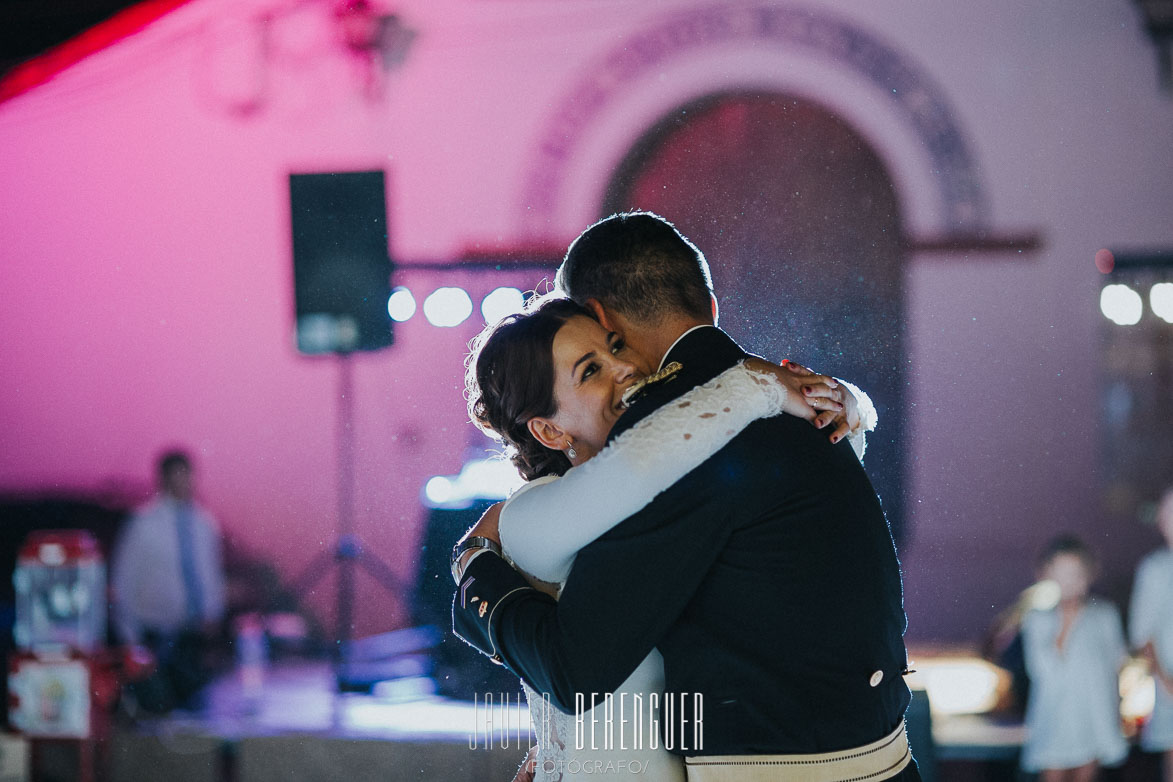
left=527, top=417, right=567, bottom=452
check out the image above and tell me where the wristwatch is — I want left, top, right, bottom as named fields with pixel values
left=451, top=536, right=503, bottom=583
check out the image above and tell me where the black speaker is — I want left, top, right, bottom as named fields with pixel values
left=290, top=171, right=394, bottom=354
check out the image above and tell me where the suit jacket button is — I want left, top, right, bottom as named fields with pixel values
left=869, top=670, right=884, bottom=687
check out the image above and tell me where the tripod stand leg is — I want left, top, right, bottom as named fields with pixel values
left=287, top=546, right=337, bottom=598
left=356, top=548, right=408, bottom=595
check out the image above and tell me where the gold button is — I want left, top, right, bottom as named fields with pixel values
left=869, top=670, right=884, bottom=687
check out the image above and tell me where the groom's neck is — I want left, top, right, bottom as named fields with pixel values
left=626, top=312, right=712, bottom=371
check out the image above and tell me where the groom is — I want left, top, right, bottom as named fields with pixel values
left=453, top=212, right=918, bottom=780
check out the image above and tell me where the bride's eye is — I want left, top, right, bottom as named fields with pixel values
left=610, top=338, right=626, bottom=355
left=580, top=362, right=599, bottom=382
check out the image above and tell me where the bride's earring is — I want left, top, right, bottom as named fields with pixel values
left=566, top=440, right=577, bottom=461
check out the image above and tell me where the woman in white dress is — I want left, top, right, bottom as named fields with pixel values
left=1020, top=535, right=1128, bottom=782
left=461, top=296, right=875, bottom=781
left=1130, top=488, right=1173, bottom=781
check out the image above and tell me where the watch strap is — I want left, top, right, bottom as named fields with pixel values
left=451, top=536, right=503, bottom=582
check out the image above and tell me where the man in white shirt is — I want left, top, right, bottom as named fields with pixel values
left=112, top=449, right=226, bottom=712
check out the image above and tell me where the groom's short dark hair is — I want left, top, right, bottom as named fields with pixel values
left=556, top=212, right=714, bottom=323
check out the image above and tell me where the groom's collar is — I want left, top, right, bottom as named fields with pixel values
left=657, top=324, right=717, bottom=371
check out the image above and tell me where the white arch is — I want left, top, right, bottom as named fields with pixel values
left=517, top=4, right=986, bottom=242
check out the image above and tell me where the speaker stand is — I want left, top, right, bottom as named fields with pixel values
left=287, top=352, right=409, bottom=694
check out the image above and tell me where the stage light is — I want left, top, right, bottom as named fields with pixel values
left=481, top=287, right=525, bottom=324
left=1100, top=284, right=1143, bottom=326
left=423, top=287, right=473, bottom=327
left=457, top=457, right=525, bottom=499
left=904, top=657, right=1006, bottom=715
left=387, top=286, right=416, bottom=322
left=424, top=476, right=455, bottom=505
left=421, top=456, right=525, bottom=509
left=1151, top=282, right=1173, bottom=323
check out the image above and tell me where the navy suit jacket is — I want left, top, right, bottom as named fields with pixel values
left=453, top=326, right=911, bottom=755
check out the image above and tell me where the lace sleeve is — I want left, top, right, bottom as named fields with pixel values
left=499, top=361, right=787, bottom=583
left=838, top=378, right=878, bottom=462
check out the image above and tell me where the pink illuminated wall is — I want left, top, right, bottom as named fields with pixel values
left=1, top=0, right=1172, bottom=643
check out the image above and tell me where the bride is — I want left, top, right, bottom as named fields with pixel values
left=459, top=295, right=875, bottom=780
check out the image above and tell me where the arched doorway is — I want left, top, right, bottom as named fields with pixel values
left=604, top=92, right=908, bottom=541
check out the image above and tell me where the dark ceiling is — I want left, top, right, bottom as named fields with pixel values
left=0, top=0, right=142, bottom=77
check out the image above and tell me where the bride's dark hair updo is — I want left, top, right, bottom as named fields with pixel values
left=466, top=296, right=592, bottom=481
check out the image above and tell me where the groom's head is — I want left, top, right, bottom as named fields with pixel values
left=556, top=212, right=716, bottom=331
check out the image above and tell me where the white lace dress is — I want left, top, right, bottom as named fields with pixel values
left=498, top=362, right=874, bottom=780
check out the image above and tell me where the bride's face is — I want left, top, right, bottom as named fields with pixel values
left=540, top=315, right=641, bottom=463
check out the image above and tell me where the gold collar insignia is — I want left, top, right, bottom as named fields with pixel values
left=621, top=361, right=683, bottom=409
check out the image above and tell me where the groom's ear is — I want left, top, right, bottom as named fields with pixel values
left=583, top=298, right=616, bottom=332
left=527, top=417, right=566, bottom=452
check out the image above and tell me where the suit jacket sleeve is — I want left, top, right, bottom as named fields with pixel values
left=453, top=449, right=743, bottom=711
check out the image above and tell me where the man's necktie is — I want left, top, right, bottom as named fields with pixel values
left=176, top=504, right=204, bottom=625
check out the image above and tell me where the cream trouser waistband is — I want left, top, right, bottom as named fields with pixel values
left=684, top=720, right=911, bottom=782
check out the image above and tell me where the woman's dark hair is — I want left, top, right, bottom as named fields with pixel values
left=1037, top=533, right=1097, bottom=571
left=157, top=449, right=192, bottom=479
left=466, top=296, right=592, bottom=481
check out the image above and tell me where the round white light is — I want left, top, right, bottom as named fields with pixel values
left=387, top=287, right=416, bottom=322
left=915, top=659, right=1002, bottom=715
left=424, top=476, right=454, bottom=505
left=423, top=287, right=473, bottom=328
left=481, top=287, right=525, bottom=324
left=1100, top=284, right=1142, bottom=326
left=458, top=456, right=525, bottom=500
left=1150, top=282, right=1173, bottom=324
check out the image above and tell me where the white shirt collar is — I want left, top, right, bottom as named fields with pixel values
left=658, top=324, right=716, bottom=371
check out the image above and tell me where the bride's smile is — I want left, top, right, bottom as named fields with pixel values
left=528, top=314, right=642, bottom=465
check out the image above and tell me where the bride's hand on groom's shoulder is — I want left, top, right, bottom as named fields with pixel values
left=746, top=358, right=860, bottom=444
left=784, top=360, right=863, bottom=444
